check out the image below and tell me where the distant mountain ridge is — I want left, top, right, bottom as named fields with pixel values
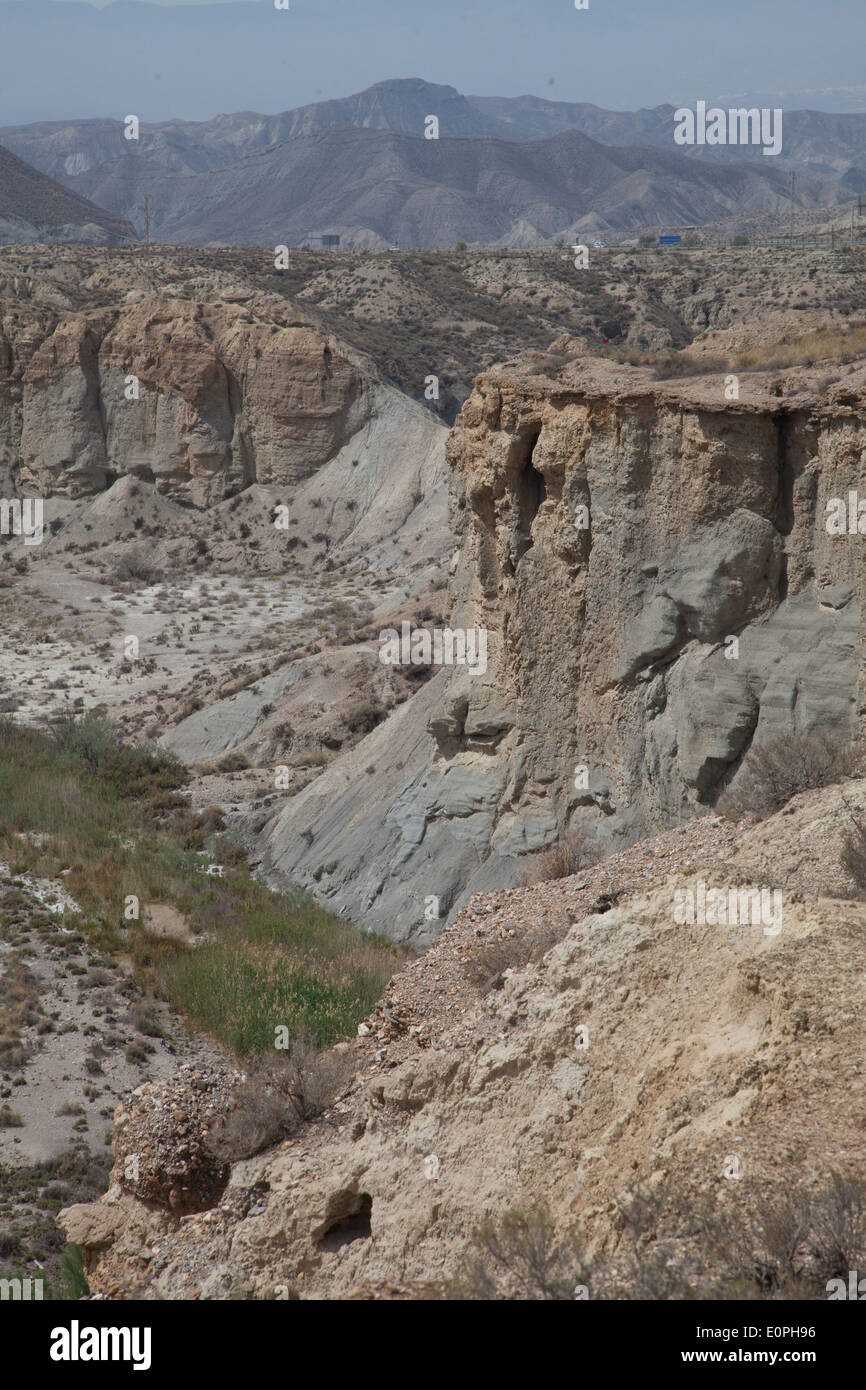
left=0, top=80, right=860, bottom=249
left=0, top=142, right=134, bottom=245
left=63, top=126, right=845, bottom=251
left=4, top=79, right=866, bottom=182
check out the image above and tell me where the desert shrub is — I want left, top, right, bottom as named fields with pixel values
left=276, top=1033, right=355, bottom=1123
left=130, top=1003, right=164, bottom=1038
left=520, top=831, right=598, bottom=886
left=707, top=1188, right=815, bottom=1296
left=48, top=714, right=186, bottom=798
left=219, top=839, right=249, bottom=869
left=736, top=325, right=866, bottom=370
left=112, top=549, right=163, bottom=586
left=0, top=957, right=43, bottom=1065
left=216, top=750, right=250, bottom=773
left=705, top=1175, right=866, bottom=1298
left=808, top=1172, right=866, bottom=1285
left=456, top=1175, right=866, bottom=1300
left=527, top=351, right=570, bottom=376
left=454, top=1204, right=590, bottom=1300
left=404, top=663, right=434, bottom=685
left=839, top=794, right=866, bottom=892
left=98, top=742, right=187, bottom=800
left=717, top=733, right=855, bottom=822
left=295, top=750, right=329, bottom=769
left=345, top=700, right=383, bottom=735
left=49, top=712, right=117, bottom=771
left=648, top=352, right=729, bottom=379
left=464, top=911, right=571, bottom=993
left=198, top=805, right=226, bottom=835
left=57, top=1244, right=90, bottom=1300
left=205, top=1036, right=355, bottom=1163
left=0, top=1149, right=109, bottom=1297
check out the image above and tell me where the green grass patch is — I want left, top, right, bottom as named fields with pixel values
left=0, top=717, right=403, bottom=1056
left=155, top=941, right=383, bottom=1055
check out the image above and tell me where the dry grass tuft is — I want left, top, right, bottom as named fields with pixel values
left=717, top=733, right=856, bottom=823
left=520, top=831, right=599, bottom=886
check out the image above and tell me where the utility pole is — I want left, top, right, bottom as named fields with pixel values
left=139, top=194, right=151, bottom=252
left=790, top=171, right=796, bottom=248
left=50, top=174, right=58, bottom=245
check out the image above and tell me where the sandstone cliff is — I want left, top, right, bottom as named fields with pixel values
left=0, top=248, right=449, bottom=543
left=444, top=345, right=866, bottom=846
left=261, top=344, right=866, bottom=944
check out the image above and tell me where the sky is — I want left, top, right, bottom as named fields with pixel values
left=1, top=0, right=864, bottom=127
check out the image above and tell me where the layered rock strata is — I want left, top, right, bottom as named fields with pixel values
left=262, top=347, right=866, bottom=944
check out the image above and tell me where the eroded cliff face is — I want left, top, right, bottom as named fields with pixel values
left=262, top=346, right=866, bottom=943
left=0, top=250, right=453, bottom=588
left=441, top=347, right=866, bottom=855
left=0, top=292, right=370, bottom=507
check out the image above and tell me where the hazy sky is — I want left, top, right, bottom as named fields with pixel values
left=2, top=0, right=864, bottom=126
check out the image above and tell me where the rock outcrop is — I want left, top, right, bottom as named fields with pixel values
left=444, top=347, right=865, bottom=847
left=5, top=293, right=381, bottom=506
left=0, top=249, right=449, bottom=544
left=261, top=345, right=866, bottom=945
left=60, top=785, right=866, bottom=1299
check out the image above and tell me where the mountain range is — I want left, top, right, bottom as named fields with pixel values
left=0, top=141, right=134, bottom=245
left=0, top=80, right=862, bottom=248
left=6, top=79, right=866, bottom=176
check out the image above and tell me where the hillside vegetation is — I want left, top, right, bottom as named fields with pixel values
left=0, top=716, right=402, bottom=1056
